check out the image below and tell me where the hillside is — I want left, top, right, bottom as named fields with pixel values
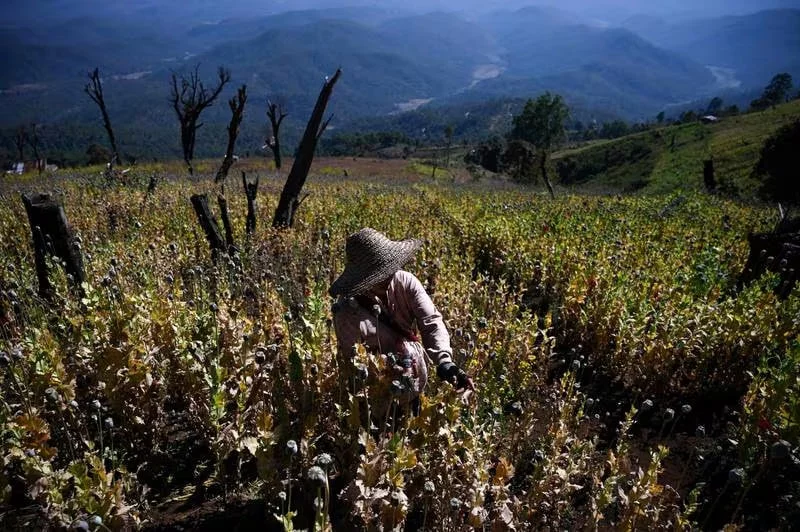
left=553, top=99, right=800, bottom=195
left=623, top=9, right=800, bottom=89
left=2, top=5, right=799, bottom=165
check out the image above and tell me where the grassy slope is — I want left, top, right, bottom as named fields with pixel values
left=554, top=99, right=800, bottom=196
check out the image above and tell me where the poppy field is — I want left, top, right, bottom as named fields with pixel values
left=0, top=167, right=798, bottom=530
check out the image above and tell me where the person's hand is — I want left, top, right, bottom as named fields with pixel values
left=437, top=362, right=475, bottom=393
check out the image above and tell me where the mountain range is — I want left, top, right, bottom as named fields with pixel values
left=0, top=5, right=798, bottom=164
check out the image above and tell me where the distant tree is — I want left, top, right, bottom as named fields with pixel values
left=656, top=111, right=665, bottom=124
left=509, top=92, right=569, bottom=198
left=444, top=124, right=454, bottom=168
left=725, top=105, right=740, bottom=116
left=28, top=123, right=42, bottom=174
left=465, top=136, right=504, bottom=173
left=86, top=143, right=112, bottom=165
left=502, top=139, right=537, bottom=183
left=169, top=65, right=231, bottom=175
left=679, top=110, right=698, bottom=123
left=265, top=100, right=287, bottom=170
left=752, top=73, right=794, bottom=111
left=13, top=125, right=27, bottom=162
left=600, top=120, right=630, bottom=139
left=706, top=97, right=724, bottom=115
left=749, top=98, right=767, bottom=112
left=763, top=73, right=793, bottom=105
left=85, top=68, right=120, bottom=165
left=755, top=119, right=800, bottom=205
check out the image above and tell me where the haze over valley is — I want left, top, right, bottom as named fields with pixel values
left=1, top=0, right=798, bottom=162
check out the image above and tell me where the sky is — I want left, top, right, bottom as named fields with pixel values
left=3, top=0, right=800, bottom=25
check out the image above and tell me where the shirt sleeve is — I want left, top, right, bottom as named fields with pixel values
left=402, top=272, right=453, bottom=366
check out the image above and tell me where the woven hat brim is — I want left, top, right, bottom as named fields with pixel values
left=330, top=239, right=421, bottom=297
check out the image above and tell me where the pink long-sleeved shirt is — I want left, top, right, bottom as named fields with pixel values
left=332, top=270, right=453, bottom=367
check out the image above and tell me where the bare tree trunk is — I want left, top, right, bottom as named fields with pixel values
left=540, top=154, right=556, bottom=199
left=272, top=69, right=341, bottom=228
left=85, top=68, right=121, bottom=164
left=21, top=193, right=85, bottom=299
left=703, top=158, right=716, bottom=192
left=29, top=123, right=42, bottom=174
left=242, top=171, right=258, bottom=235
left=14, top=126, right=26, bottom=162
left=217, top=194, right=236, bottom=255
left=215, top=85, right=247, bottom=184
left=190, top=194, right=227, bottom=262
left=266, top=101, right=287, bottom=170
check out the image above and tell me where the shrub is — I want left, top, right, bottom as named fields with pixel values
left=755, top=120, right=800, bottom=205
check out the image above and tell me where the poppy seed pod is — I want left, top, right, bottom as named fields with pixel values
left=728, top=468, right=745, bottom=485
left=307, top=466, right=327, bottom=485
left=390, top=380, right=405, bottom=396
left=771, top=440, right=792, bottom=460
left=286, top=440, right=298, bottom=456
left=315, top=453, right=333, bottom=468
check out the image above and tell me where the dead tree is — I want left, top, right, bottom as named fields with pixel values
left=272, top=69, right=341, bottom=228
left=170, top=65, right=231, bottom=176
left=215, top=85, right=247, bottom=184
left=265, top=100, right=287, bottom=170
left=190, top=194, right=227, bottom=262
left=703, top=158, right=716, bottom=191
left=242, top=171, right=259, bottom=235
left=85, top=68, right=121, bottom=165
left=13, top=126, right=26, bottom=162
left=21, top=194, right=85, bottom=299
left=29, top=123, right=43, bottom=174
left=217, top=195, right=236, bottom=255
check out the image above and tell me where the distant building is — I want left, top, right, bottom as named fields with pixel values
left=701, top=115, right=719, bottom=124
left=6, top=159, right=53, bottom=175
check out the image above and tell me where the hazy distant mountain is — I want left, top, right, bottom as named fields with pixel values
left=623, top=9, right=800, bottom=88
left=1, top=4, right=797, bottom=163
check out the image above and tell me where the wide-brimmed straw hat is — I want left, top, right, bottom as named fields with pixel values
left=330, top=228, right=421, bottom=297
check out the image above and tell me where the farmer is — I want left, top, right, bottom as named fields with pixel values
left=330, top=228, right=474, bottom=419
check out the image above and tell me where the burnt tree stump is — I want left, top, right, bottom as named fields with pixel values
left=738, top=219, right=800, bottom=299
left=190, top=194, right=227, bottom=262
left=21, top=193, right=85, bottom=298
left=272, top=68, right=341, bottom=228
left=242, top=171, right=258, bottom=235
left=217, top=194, right=236, bottom=255
left=703, top=158, right=716, bottom=191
